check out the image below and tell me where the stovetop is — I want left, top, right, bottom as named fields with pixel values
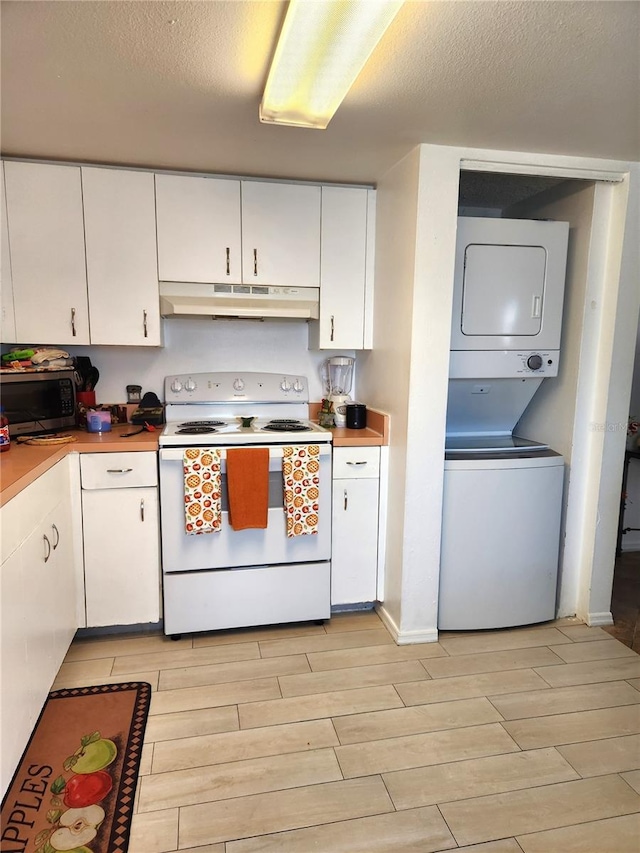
left=160, top=417, right=331, bottom=445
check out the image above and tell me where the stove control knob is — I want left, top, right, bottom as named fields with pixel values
left=527, top=354, right=543, bottom=371
left=293, top=379, right=304, bottom=393
left=233, top=378, right=245, bottom=392
left=280, top=378, right=291, bottom=392
left=185, top=378, right=197, bottom=392
left=171, top=379, right=183, bottom=393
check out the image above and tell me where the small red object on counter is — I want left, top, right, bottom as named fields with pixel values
left=0, top=406, right=10, bottom=452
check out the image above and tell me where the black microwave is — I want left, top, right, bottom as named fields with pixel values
left=0, top=369, right=77, bottom=436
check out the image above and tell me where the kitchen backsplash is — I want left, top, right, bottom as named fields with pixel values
left=59, top=318, right=356, bottom=404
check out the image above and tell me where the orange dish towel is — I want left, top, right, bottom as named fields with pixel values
left=282, top=445, right=321, bottom=537
left=184, top=448, right=222, bottom=534
left=226, top=447, right=270, bottom=530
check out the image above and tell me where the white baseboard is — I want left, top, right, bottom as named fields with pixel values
left=586, top=611, right=614, bottom=627
left=375, top=605, right=439, bottom=645
left=621, top=536, right=640, bottom=552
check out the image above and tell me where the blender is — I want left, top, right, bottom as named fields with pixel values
left=322, top=356, right=354, bottom=427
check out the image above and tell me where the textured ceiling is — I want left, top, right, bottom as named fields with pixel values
left=1, top=0, right=638, bottom=184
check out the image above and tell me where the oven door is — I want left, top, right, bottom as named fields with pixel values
left=159, top=443, right=332, bottom=572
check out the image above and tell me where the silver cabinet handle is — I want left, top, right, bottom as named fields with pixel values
left=344, top=488, right=348, bottom=510
left=71, top=307, right=77, bottom=337
left=253, top=249, right=258, bottom=276
left=106, top=468, right=134, bottom=473
left=143, top=309, right=148, bottom=338
left=330, top=315, right=335, bottom=342
left=51, top=523, right=60, bottom=550
left=43, top=534, right=51, bottom=563
left=140, top=498, right=145, bottom=522
left=226, top=247, right=230, bottom=276
left=346, top=460, right=367, bottom=466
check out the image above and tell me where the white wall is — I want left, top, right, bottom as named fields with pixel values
left=358, top=147, right=421, bottom=634
left=360, top=144, right=461, bottom=643
left=64, top=319, right=355, bottom=404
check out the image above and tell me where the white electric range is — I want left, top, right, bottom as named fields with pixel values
left=158, top=372, right=332, bottom=638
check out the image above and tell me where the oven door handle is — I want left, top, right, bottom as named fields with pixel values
left=159, top=445, right=332, bottom=462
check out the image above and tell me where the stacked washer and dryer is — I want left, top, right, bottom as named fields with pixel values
left=439, top=216, right=570, bottom=630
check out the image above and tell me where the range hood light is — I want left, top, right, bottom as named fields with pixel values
left=260, top=0, right=404, bottom=130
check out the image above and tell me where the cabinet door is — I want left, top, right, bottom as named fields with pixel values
left=0, top=548, right=31, bottom=794
left=83, top=167, right=160, bottom=345
left=0, top=163, right=16, bottom=343
left=318, top=186, right=368, bottom=349
left=21, top=515, right=60, bottom=725
left=156, top=174, right=242, bottom=284
left=48, top=496, right=78, bottom=664
left=4, top=161, right=90, bottom=344
left=241, top=181, right=321, bottom=287
left=83, top=487, right=160, bottom=626
left=331, top=478, right=379, bottom=605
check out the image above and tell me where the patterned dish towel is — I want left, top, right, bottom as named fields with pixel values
left=282, top=445, right=320, bottom=537
left=184, top=448, right=222, bottom=534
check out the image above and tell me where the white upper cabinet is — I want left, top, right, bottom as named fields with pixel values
left=156, top=174, right=242, bottom=284
left=310, top=186, right=375, bottom=350
left=82, top=167, right=160, bottom=346
left=0, top=163, right=16, bottom=343
left=241, top=181, right=321, bottom=287
left=4, top=161, right=90, bottom=345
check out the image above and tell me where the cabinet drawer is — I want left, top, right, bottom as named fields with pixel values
left=333, top=446, right=380, bottom=479
left=80, top=452, right=157, bottom=489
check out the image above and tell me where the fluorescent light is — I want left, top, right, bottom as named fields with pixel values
left=260, top=0, right=404, bottom=129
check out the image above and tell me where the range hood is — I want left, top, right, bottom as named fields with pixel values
left=159, top=282, right=319, bottom=320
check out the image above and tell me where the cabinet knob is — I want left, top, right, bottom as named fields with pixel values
left=143, top=309, right=148, bottom=338
left=71, top=307, right=77, bottom=337
left=51, top=523, right=60, bottom=550
left=107, top=468, right=134, bottom=473
left=330, top=315, right=335, bottom=342
left=140, top=498, right=145, bottom=522
left=43, top=534, right=51, bottom=563
left=344, top=488, right=348, bottom=510
left=226, top=247, right=231, bottom=276
left=253, top=249, right=258, bottom=276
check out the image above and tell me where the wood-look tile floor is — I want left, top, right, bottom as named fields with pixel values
left=55, top=612, right=640, bottom=852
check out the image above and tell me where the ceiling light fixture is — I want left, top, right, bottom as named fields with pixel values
left=260, top=0, right=404, bottom=130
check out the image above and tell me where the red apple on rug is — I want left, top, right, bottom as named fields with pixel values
left=63, top=770, right=112, bottom=808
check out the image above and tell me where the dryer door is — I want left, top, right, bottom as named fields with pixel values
left=450, top=217, right=569, bottom=353
left=461, top=243, right=546, bottom=337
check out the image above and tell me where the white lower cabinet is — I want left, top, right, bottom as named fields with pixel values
left=0, top=457, right=78, bottom=797
left=81, top=452, right=161, bottom=627
left=331, top=447, right=380, bottom=606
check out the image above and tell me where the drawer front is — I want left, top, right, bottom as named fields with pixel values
left=80, top=451, right=157, bottom=489
left=333, top=446, right=380, bottom=479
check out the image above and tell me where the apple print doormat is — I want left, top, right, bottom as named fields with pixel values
left=1, top=682, right=151, bottom=853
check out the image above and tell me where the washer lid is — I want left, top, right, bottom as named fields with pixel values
left=445, top=435, right=549, bottom=453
